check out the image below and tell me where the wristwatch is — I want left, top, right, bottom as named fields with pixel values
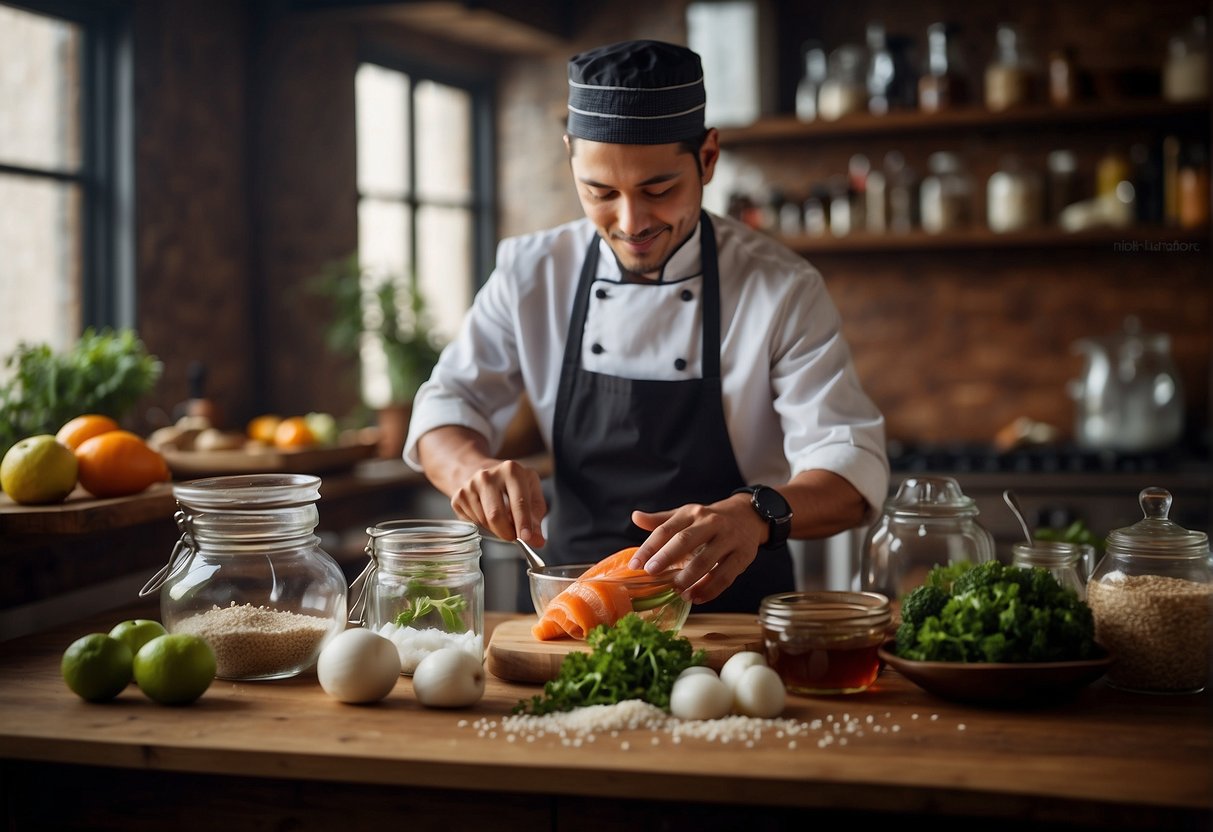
left=731, top=485, right=793, bottom=550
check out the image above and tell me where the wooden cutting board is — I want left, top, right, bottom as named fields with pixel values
left=485, top=613, right=763, bottom=684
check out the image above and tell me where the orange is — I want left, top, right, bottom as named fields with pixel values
left=75, top=430, right=170, bottom=498
left=247, top=414, right=282, bottom=443
left=56, top=414, right=120, bottom=451
left=273, top=416, right=315, bottom=449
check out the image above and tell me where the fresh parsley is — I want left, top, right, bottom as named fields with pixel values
left=513, top=613, right=706, bottom=715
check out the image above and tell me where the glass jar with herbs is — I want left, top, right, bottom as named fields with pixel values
left=352, top=519, right=484, bottom=675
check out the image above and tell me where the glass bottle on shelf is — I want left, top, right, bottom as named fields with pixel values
left=918, top=22, right=967, bottom=113
left=1046, top=149, right=1081, bottom=226
left=984, top=23, right=1035, bottom=111
left=1163, top=16, right=1209, bottom=103
left=920, top=151, right=972, bottom=233
left=1178, top=142, right=1210, bottom=229
left=866, top=23, right=916, bottom=115
left=818, top=44, right=867, bottom=121
left=1048, top=47, right=1078, bottom=107
left=795, top=40, right=828, bottom=122
left=883, top=151, right=918, bottom=233
left=987, top=154, right=1042, bottom=233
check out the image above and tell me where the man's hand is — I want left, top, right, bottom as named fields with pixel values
left=417, top=426, right=548, bottom=546
left=628, top=492, right=765, bottom=605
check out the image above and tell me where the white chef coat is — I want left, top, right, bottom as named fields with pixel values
left=403, top=211, right=890, bottom=522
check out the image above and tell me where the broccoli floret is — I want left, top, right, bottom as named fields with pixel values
left=894, top=561, right=1097, bottom=663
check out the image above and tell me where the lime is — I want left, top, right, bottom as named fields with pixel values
left=109, top=619, right=167, bottom=656
left=133, top=633, right=217, bottom=705
left=61, top=634, right=133, bottom=702
left=1, top=435, right=78, bottom=505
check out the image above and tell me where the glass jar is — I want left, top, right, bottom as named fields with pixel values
left=795, top=41, right=828, bottom=122
left=141, top=474, right=348, bottom=681
left=920, top=151, right=972, bottom=233
left=352, top=519, right=484, bottom=675
left=859, top=476, right=996, bottom=602
left=759, top=591, right=891, bottom=695
left=987, top=155, right=1042, bottom=233
left=918, top=22, right=968, bottom=113
left=817, top=45, right=867, bottom=121
left=1163, top=16, right=1209, bottom=103
left=866, top=23, right=916, bottom=115
left=1087, top=487, right=1212, bottom=694
left=984, top=23, right=1035, bottom=112
left=1011, top=540, right=1087, bottom=600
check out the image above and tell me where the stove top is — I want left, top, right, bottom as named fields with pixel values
left=886, top=442, right=1202, bottom=476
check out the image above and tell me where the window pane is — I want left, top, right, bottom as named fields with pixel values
left=417, top=205, right=471, bottom=342
left=356, top=63, right=409, bottom=197
left=357, top=198, right=410, bottom=278
left=415, top=80, right=471, bottom=202
left=0, top=174, right=82, bottom=368
left=0, top=5, right=81, bottom=172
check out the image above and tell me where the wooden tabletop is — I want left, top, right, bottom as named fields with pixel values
left=0, top=605, right=1209, bottom=830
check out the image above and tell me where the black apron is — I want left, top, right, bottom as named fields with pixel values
left=541, top=212, right=794, bottom=614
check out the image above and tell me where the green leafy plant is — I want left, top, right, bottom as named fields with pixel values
left=895, top=560, right=1097, bottom=663
left=311, top=254, right=444, bottom=406
left=0, top=328, right=162, bottom=459
left=514, top=613, right=706, bottom=716
left=394, top=594, right=468, bottom=632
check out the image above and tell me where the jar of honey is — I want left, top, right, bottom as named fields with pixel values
left=759, top=591, right=891, bottom=695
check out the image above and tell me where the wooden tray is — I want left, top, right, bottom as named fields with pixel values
left=163, top=441, right=377, bottom=479
left=486, top=613, right=763, bottom=684
left=0, top=483, right=176, bottom=536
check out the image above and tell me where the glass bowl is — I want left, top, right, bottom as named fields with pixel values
left=528, top=563, right=692, bottom=638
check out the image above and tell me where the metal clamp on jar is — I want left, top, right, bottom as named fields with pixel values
left=1087, top=487, right=1212, bottom=694
left=140, top=474, right=348, bottom=681
left=351, top=519, right=484, bottom=676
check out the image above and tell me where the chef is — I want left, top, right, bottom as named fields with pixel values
left=404, top=39, right=889, bottom=612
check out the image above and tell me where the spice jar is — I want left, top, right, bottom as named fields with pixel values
left=352, top=519, right=484, bottom=675
left=987, top=155, right=1042, bottom=233
left=141, top=474, right=348, bottom=681
left=918, top=22, right=968, bottom=113
left=817, top=45, right=867, bottom=121
left=1163, top=16, right=1209, bottom=103
left=759, top=591, right=891, bottom=695
left=984, top=23, right=1035, bottom=111
left=1087, top=487, right=1212, bottom=694
left=1011, top=540, right=1087, bottom=600
left=795, top=41, right=828, bottom=122
left=859, top=476, right=996, bottom=602
left=920, top=151, right=972, bottom=233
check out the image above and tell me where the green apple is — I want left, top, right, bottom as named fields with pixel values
left=109, top=619, right=167, bottom=656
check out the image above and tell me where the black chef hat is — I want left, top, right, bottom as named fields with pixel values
left=567, top=40, right=706, bottom=144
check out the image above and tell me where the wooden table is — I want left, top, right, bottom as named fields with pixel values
left=1, top=606, right=1209, bottom=832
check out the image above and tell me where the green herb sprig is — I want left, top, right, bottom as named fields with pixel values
left=513, top=613, right=706, bottom=716
left=394, top=594, right=467, bottom=632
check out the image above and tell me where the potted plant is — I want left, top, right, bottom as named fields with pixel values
left=312, top=254, right=445, bottom=458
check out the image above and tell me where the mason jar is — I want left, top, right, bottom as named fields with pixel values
left=353, top=519, right=484, bottom=675
left=759, top=591, right=891, bottom=695
left=1087, top=487, right=1212, bottom=694
left=142, top=474, right=348, bottom=681
left=1011, top=540, right=1087, bottom=600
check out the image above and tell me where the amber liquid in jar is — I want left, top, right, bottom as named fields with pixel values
left=759, top=591, right=891, bottom=695
left=764, top=632, right=883, bottom=694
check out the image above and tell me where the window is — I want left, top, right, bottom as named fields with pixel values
left=354, top=58, right=493, bottom=407
left=0, top=0, right=132, bottom=371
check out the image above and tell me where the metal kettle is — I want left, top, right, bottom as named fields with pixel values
left=1068, top=316, right=1184, bottom=452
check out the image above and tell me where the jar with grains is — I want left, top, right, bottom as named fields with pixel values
left=920, top=152, right=973, bottom=233
left=351, top=519, right=484, bottom=675
left=759, top=591, right=891, bottom=695
left=141, top=474, right=347, bottom=681
left=1087, top=487, right=1212, bottom=694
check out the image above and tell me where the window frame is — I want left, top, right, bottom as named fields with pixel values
left=0, top=0, right=134, bottom=332
left=355, top=45, right=497, bottom=295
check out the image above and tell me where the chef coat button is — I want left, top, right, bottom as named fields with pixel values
left=680, top=289, right=693, bottom=301
left=595, top=288, right=608, bottom=299
left=674, top=358, right=687, bottom=371
left=591, top=343, right=605, bottom=355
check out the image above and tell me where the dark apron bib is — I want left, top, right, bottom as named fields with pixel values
left=539, top=212, right=793, bottom=614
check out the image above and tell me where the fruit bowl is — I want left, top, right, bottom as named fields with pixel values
left=528, top=564, right=692, bottom=638
left=877, top=639, right=1114, bottom=706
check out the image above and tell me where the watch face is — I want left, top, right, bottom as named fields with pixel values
left=753, top=486, right=790, bottom=519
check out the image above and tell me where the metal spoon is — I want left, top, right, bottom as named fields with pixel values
left=515, top=538, right=546, bottom=571
left=1002, top=489, right=1034, bottom=545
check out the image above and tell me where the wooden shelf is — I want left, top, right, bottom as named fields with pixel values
left=718, top=100, right=1211, bottom=146
left=777, top=224, right=1211, bottom=255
